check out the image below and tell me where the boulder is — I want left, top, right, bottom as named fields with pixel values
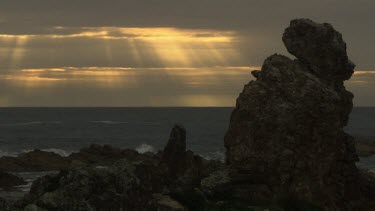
left=282, top=18, right=354, bottom=81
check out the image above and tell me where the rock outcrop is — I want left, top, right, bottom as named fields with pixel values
left=162, top=125, right=188, bottom=177
left=0, top=171, right=27, bottom=190
left=0, top=145, right=144, bottom=172
left=12, top=126, right=218, bottom=211
left=355, top=136, right=375, bottom=157
left=0, top=150, right=69, bottom=172
left=225, top=18, right=372, bottom=210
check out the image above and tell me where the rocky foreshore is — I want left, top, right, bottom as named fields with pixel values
left=1, top=19, right=375, bottom=211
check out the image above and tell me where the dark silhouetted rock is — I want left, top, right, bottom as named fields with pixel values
left=0, top=171, right=27, bottom=190
left=251, top=70, right=261, bottom=78
left=67, top=144, right=141, bottom=165
left=15, top=125, right=221, bottom=211
left=0, top=150, right=69, bottom=172
left=283, top=18, right=355, bottom=81
left=163, top=125, right=187, bottom=161
left=20, top=159, right=166, bottom=211
left=0, top=197, right=13, bottom=211
left=225, top=19, right=368, bottom=210
left=355, top=136, right=375, bottom=157
left=162, top=125, right=188, bottom=177
left=0, top=145, right=145, bottom=172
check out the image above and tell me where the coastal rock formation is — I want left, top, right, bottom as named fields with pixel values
left=162, top=125, right=188, bottom=177
left=355, top=136, right=375, bottom=157
left=0, top=145, right=144, bottom=172
left=282, top=19, right=354, bottom=81
left=19, top=159, right=166, bottom=211
left=0, top=150, right=69, bottom=172
left=13, top=126, right=216, bottom=211
left=224, top=19, right=370, bottom=210
left=0, top=198, right=12, bottom=211
left=0, top=171, right=27, bottom=190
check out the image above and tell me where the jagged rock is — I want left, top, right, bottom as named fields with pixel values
left=67, top=144, right=141, bottom=165
left=0, top=150, right=69, bottom=172
left=0, top=171, right=27, bottom=190
left=163, top=125, right=187, bottom=162
left=162, top=125, right=188, bottom=177
left=225, top=19, right=366, bottom=210
left=0, top=197, right=12, bottom=211
left=355, top=136, right=375, bottom=157
left=201, top=168, right=231, bottom=197
left=283, top=18, right=354, bottom=81
left=0, top=145, right=145, bottom=172
left=14, top=125, right=221, bottom=211
left=20, top=159, right=166, bottom=211
left=251, top=70, right=261, bottom=78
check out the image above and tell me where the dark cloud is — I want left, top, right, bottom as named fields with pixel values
left=0, top=0, right=374, bottom=106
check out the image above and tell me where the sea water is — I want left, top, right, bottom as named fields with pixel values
left=0, top=107, right=374, bottom=196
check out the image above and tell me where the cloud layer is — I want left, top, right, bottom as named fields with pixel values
left=0, top=0, right=374, bottom=106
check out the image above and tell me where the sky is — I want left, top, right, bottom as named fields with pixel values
left=0, top=0, right=374, bottom=107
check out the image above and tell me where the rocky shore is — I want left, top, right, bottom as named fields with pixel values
left=1, top=19, right=375, bottom=211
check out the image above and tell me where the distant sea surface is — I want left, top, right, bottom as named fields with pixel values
left=0, top=107, right=374, bottom=168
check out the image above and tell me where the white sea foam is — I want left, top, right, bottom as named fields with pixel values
left=90, top=120, right=129, bottom=125
left=11, top=171, right=58, bottom=192
left=0, top=121, right=62, bottom=127
left=135, top=144, right=156, bottom=154
left=0, top=150, right=18, bottom=157
left=200, top=150, right=225, bottom=162
left=40, top=148, right=75, bottom=157
left=90, top=120, right=161, bottom=126
left=0, top=148, right=74, bottom=158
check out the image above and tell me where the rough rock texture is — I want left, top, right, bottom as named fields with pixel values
left=0, top=145, right=143, bottom=172
left=0, top=171, right=27, bottom=190
left=13, top=126, right=221, bottom=211
left=18, top=159, right=166, bottom=211
left=0, top=150, right=69, bottom=172
left=162, top=125, right=188, bottom=177
left=0, top=197, right=13, bottom=211
left=283, top=19, right=354, bottom=81
left=225, top=19, right=371, bottom=210
left=355, top=136, right=375, bottom=157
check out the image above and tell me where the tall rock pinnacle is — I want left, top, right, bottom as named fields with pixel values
left=224, top=19, right=365, bottom=210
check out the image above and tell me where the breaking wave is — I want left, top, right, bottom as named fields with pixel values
left=0, top=148, right=74, bottom=158
left=135, top=144, right=156, bottom=154
left=200, top=150, right=225, bottom=162
left=90, top=121, right=161, bottom=126
left=0, top=121, right=62, bottom=127
left=90, top=121, right=129, bottom=125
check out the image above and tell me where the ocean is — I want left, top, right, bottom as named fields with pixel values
left=0, top=107, right=374, bottom=167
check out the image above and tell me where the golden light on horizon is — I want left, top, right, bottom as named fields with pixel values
left=0, top=27, right=234, bottom=42
left=0, top=26, right=241, bottom=71
left=1, top=66, right=256, bottom=89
